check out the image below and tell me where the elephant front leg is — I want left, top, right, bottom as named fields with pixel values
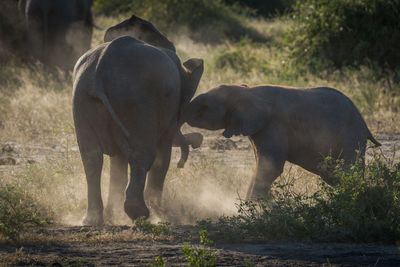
left=246, top=128, right=287, bottom=200
left=105, top=153, right=128, bottom=223
left=81, top=150, right=104, bottom=226
left=246, top=154, right=285, bottom=200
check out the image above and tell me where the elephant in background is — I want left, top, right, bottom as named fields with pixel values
left=184, top=84, right=381, bottom=199
left=19, top=0, right=93, bottom=70
left=73, top=15, right=204, bottom=225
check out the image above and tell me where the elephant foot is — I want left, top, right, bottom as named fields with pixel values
left=124, top=200, right=150, bottom=221
left=104, top=205, right=130, bottom=225
left=104, top=206, right=115, bottom=224
left=82, top=211, right=104, bottom=226
left=246, top=185, right=273, bottom=201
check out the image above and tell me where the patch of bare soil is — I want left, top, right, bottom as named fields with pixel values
left=0, top=226, right=400, bottom=266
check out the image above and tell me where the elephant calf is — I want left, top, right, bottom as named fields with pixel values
left=184, top=84, right=381, bottom=199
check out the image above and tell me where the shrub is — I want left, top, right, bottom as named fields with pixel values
left=199, top=156, right=400, bottom=243
left=93, top=0, right=244, bottom=28
left=93, top=0, right=265, bottom=43
left=150, top=256, right=166, bottom=267
left=215, top=38, right=262, bottom=75
left=287, top=0, right=400, bottom=75
left=225, top=0, right=295, bottom=17
left=133, top=219, right=170, bottom=235
left=181, top=230, right=217, bottom=267
left=92, top=0, right=136, bottom=15
left=150, top=230, right=217, bottom=266
left=0, top=184, right=52, bottom=243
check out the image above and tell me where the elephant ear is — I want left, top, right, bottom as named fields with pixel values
left=223, top=96, right=271, bottom=138
left=128, top=15, right=176, bottom=51
left=182, top=58, right=204, bottom=104
left=104, top=15, right=176, bottom=51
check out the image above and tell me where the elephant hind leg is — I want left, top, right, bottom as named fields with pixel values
left=246, top=127, right=287, bottom=200
left=320, top=141, right=367, bottom=186
left=124, top=162, right=152, bottom=221
left=246, top=151, right=285, bottom=200
left=104, top=152, right=128, bottom=224
left=117, top=141, right=157, bottom=221
left=80, top=149, right=104, bottom=226
left=74, top=102, right=107, bottom=225
left=145, top=135, right=174, bottom=214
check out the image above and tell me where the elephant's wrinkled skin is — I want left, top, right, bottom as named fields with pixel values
left=185, top=84, right=381, bottom=199
left=73, top=16, right=204, bottom=225
left=19, top=0, right=93, bottom=70
left=105, top=15, right=203, bottom=170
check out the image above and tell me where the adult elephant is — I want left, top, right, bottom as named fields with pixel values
left=73, top=15, right=204, bottom=225
left=105, top=16, right=204, bottom=170
left=19, top=0, right=93, bottom=70
left=184, top=84, right=381, bottom=200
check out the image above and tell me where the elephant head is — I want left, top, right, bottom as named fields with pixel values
left=104, top=14, right=176, bottom=51
left=185, top=85, right=272, bottom=138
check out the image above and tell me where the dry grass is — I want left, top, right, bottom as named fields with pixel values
left=0, top=225, right=175, bottom=246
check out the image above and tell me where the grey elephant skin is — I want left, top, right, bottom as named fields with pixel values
left=73, top=15, right=204, bottom=225
left=19, top=0, right=93, bottom=70
left=185, top=84, right=381, bottom=199
left=104, top=15, right=204, bottom=169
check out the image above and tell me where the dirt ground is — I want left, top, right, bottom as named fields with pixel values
left=0, top=226, right=400, bottom=266
left=1, top=134, right=400, bottom=266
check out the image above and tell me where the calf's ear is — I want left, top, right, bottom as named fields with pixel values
left=223, top=96, right=271, bottom=137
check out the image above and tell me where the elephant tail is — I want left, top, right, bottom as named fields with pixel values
left=93, top=90, right=130, bottom=138
left=367, top=129, right=381, bottom=147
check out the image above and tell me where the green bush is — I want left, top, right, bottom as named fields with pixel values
left=287, top=0, right=400, bottom=74
left=93, top=0, right=137, bottom=15
left=150, top=256, right=166, bottom=267
left=225, top=0, right=295, bottom=17
left=93, top=0, right=244, bottom=28
left=199, top=156, right=400, bottom=243
left=181, top=230, right=217, bottom=267
left=214, top=38, right=263, bottom=75
left=133, top=219, right=170, bottom=235
left=0, top=184, right=52, bottom=243
left=150, top=230, right=217, bottom=266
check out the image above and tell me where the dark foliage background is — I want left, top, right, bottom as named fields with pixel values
left=287, top=0, right=400, bottom=75
left=0, top=0, right=26, bottom=63
left=93, top=0, right=264, bottom=43
left=2, top=0, right=399, bottom=74
left=224, top=0, right=295, bottom=17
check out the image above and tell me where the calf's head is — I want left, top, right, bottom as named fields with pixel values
left=185, top=85, right=272, bottom=138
